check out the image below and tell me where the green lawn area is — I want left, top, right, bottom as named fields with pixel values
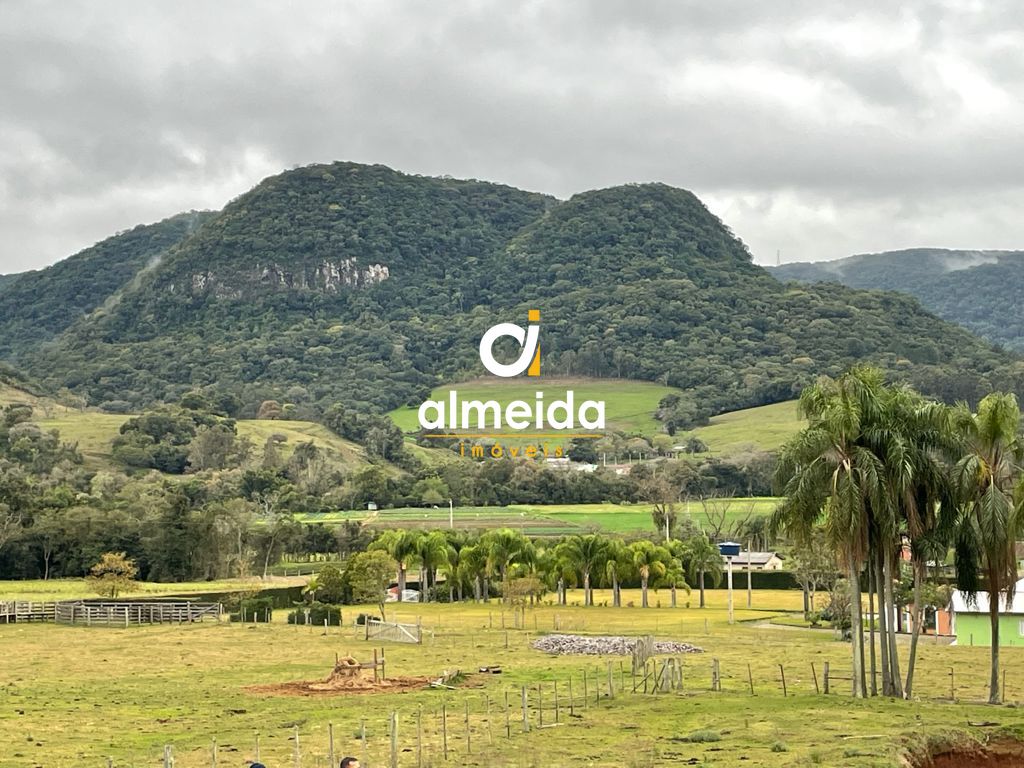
left=681, top=400, right=804, bottom=455
left=1, top=590, right=1022, bottom=766
left=388, top=376, right=679, bottom=439
left=0, top=575, right=307, bottom=602
left=296, top=499, right=782, bottom=537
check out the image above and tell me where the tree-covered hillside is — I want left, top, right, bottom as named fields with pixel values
left=19, top=163, right=1024, bottom=422
left=0, top=211, right=212, bottom=360
left=771, top=249, right=1024, bottom=352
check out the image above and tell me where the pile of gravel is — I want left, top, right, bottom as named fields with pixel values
left=531, top=634, right=703, bottom=656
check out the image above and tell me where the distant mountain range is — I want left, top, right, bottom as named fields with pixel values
left=771, top=249, right=1024, bottom=351
left=1, top=163, right=1018, bottom=423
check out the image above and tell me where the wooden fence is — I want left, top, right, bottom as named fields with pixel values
left=0, top=601, right=57, bottom=623
left=54, top=601, right=222, bottom=626
left=1, top=600, right=222, bottom=626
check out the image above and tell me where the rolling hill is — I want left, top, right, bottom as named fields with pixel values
left=14, top=161, right=1023, bottom=427
left=771, top=249, right=1024, bottom=352
left=0, top=211, right=213, bottom=362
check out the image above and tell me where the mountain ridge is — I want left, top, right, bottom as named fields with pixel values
left=770, top=248, right=1024, bottom=351
left=9, top=161, right=1022, bottom=427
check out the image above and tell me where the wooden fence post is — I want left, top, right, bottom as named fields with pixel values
left=504, top=690, right=511, bottom=739
left=747, top=663, right=754, bottom=695
left=390, top=711, right=398, bottom=768
left=811, top=663, right=819, bottom=694
left=607, top=661, right=615, bottom=699
left=442, top=698, right=449, bottom=759
left=823, top=662, right=830, bottom=694
left=779, top=664, right=788, bottom=697
left=328, top=723, right=335, bottom=767
left=464, top=699, right=471, bottom=754
left=417, top=705, right=423, bottom=768
left=293, top=726, right=301, bottom=768
left=521, top=686, right=529, bottom=733
left=211, top=738, right=217, bottom=768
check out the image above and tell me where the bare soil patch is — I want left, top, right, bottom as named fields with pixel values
left=245, top=655, right=430, bottom=697
left=916, top=738, right=1024, bottom=768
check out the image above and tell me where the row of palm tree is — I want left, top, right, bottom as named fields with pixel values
left=370, top=528, right=725, bottom=609
left=773, top=366, right=1024, bottom=703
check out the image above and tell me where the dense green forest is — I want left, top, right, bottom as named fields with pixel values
left=0, top=211, right=212, bottom=360
left=10, top=162, right=1021, bottom=427
left=771, top=249, right=1024, bottom=352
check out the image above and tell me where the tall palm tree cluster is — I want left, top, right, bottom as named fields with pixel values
left=370, top=528, right=724, bottom=611
left=773, top=366, right=1024, bottom=703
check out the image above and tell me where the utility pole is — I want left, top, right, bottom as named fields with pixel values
left=449, top=498, right=454, bottom=529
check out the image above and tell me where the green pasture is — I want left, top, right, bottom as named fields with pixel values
left=388, top=376, right=678, bottom=438
left=682, top=400, right=804, bottom=455
left=1, top=588, right=1022, bottom=766
left=296, top=499, right=781, bottom=537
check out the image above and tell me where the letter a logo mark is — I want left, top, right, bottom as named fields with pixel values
left=479, top=309, right=541, bottom=378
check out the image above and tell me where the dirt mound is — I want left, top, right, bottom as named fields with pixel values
left=246, top=656, right=429, bottom=697
left=915, top=738, right=1024, bottom=768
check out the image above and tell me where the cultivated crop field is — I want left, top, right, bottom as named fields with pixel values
left=2, top=587, right=1023, bottom=767
left=295, top=498, right=781, bottom=537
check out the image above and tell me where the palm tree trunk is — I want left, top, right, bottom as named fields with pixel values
left=611, top=571, right=620, bottom=608
left=641, top=576, right=649, bottom=608
left=420, top=566, right=428, bottom=603
left=874, top=551, right=890, bottom=695
left=883, top=551, right=903, bottom=698
left=905, top=560, right=923, bottom=698
left=867, top=552, right=878, bottom=696
left=699, top=571, right=706, bottom=608
left=583, top=571, right=591, bottom=607
left=989, top=569, right=1001, bottom=704
left=848, top=559, right=865, bottom=698
left=671, top=584, right=677, bottom=608
left=397, top=564, right=406, bottom=602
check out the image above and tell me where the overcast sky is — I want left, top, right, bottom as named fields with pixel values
left=3, top=0, right=1024, bottom=273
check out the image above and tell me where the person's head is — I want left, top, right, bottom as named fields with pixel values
left=340, top=758, right=360, bottom=768
left=250, top=764, right=267, bottom=768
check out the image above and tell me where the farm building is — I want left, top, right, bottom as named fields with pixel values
left=725, top=551, right=784, bottom=571
left=950, top=577, right=1024, bottom=647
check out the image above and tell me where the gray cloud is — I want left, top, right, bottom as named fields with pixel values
left=2, top=0, right=1024, bottom=272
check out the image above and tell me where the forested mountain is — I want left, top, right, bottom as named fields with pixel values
left=771, top=249, right=1024, bottom=352
left=17, top=162, right=1024, bottom=422
left=0, top=211, right=212, bottom=360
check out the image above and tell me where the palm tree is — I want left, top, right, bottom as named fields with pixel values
left=661, top=556, right=690, bottom=608
left=442, top=533, right=468, bottom=602
left=605, top=539, right=631, bottom=608
left=773, top=367, right=892, bottom=698
left=415, top=531, right=451, bottom=603
left=630, top=540, right=669, bottom=608
left=483, top=528, right=529, bottom=602
left=372, top=530, right=420, bottom=602
left=952, top=392, right=1024, bottom=704
left=556, top=534, right=608, bottom=607
left=458, top=543, right=489, bottom=602
left=683, top=535, right=722, bottom=608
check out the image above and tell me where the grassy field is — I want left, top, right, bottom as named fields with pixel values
left=388, top=377, right=679, bottom=439
left=681, top=400, right=804, bottom=455
left=0, top=575, right=307, bottom=602
left=32, top=411, right=374, bottom=472
left=1, top=588, right=1022, bottom=767
left=296, top=499, right=781, bottom=537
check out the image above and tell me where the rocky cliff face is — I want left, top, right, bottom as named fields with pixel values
left=177, top=258, right=390, bottom=298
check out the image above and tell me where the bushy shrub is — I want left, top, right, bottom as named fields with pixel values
left=287, top=601, right=344, bottom=626
left=230, top=596, right=274, bottom=623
